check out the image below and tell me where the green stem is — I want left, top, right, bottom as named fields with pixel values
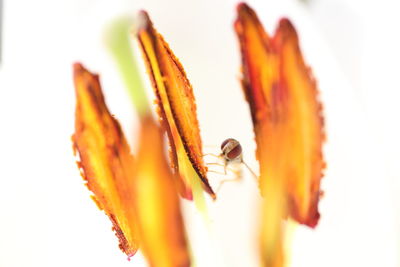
left=105, top=16, right=149, bottom=116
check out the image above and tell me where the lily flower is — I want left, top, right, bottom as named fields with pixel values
left=236, top=1, right=325, bottom=227
left=137, top=11, right=216, bottom=201
left=72, top=3, right=325, bottom=267
left=72, top=63, right=139, bottom=257
left=134, top=115, right=191, bottom=267
left=72, top=63, right=190, bottom=266
left=235, top=3, right=325, bottom=266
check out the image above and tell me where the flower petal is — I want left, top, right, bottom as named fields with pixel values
left=72, top=63, right=138, bottom=257
left=137, top=11, right=215, bottom=200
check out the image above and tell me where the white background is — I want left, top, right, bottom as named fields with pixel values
left=0, top=0, right=399, bottom=266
